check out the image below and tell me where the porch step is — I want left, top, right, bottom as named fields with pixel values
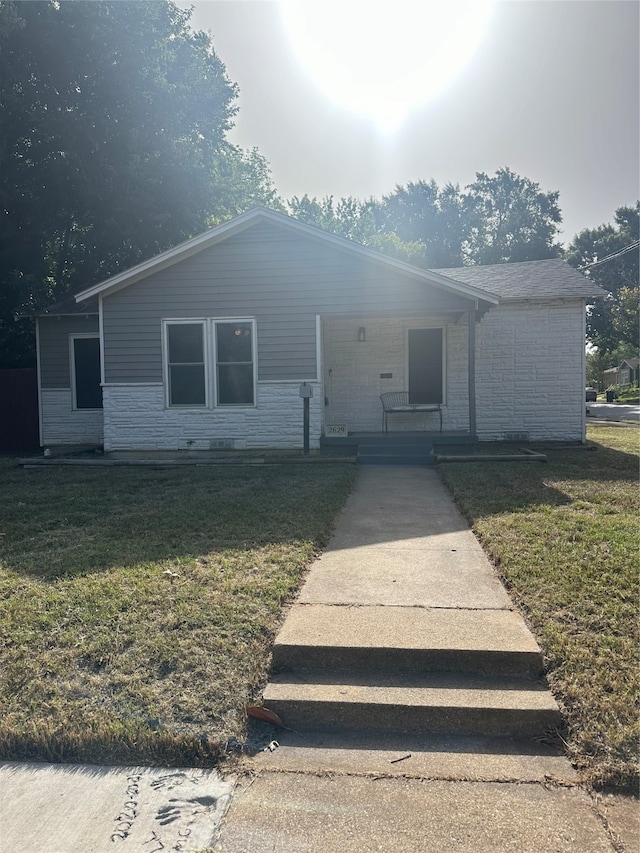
left=358, top=441, right=436, bottom=466
left=271, top=605, right=544, bottom=679
left=263, top=672, right=561, bottom=737
left=358, top=452, right=436, bottom=465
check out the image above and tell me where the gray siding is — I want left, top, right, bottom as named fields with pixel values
left=39, top=315, right=99, bottom=388
left=102, top=222, right=474, bottom=384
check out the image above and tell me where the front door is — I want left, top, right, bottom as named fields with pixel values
left=408, top=328, right=443, bottom=404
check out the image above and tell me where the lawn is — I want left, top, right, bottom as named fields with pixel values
left=0, top=459, right=355, bottom=766
left=439, top=425, right=639, bottom=792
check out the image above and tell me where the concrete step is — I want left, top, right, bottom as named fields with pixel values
left=271, top=605, right=544, bottom=679
left=358, top=453, right=436, bottom=466
left=264, top=672, right=562, bottom=737
left=253, top=729, right=576, bottom=783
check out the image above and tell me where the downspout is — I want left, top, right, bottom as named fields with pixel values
left=35, top=317, right=43, bottom=448
left=468, top=306, right=477, bottom=437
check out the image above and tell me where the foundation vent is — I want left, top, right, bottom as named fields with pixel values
left=504, top=432, right=530, bottom=442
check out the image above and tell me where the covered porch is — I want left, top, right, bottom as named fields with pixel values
left=320, top=308, right=482, bottom=454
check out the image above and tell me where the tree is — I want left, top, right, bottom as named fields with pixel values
left=463, top=168, right=563, bottom=264
left=287, top=195, right=426, bottom=264
left=364, top=168, right=564, bottom=268
left=374, top=180, right=466, bottom=268
left=567, top=203, right=639, bottom=356
left=0, top=0, right=280, bottom=367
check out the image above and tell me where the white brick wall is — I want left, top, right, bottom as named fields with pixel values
left=476, top=301, right=585, bottom=441
left=323, top=301, right=586, bottom=441
left=41, top=389, right=104, bottom=445
left=323, top=316, right=465, bottom=432
left=102, top=382, right=323, bottom=452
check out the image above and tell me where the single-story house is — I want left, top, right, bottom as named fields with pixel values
left=603, top=358, right=640, bottom=389
left=36, top=207, right=604, bottom=455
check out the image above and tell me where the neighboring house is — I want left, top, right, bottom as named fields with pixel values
left=603, top=358, right=640, bottom=388
left=36, top=207, right=604, bottom=453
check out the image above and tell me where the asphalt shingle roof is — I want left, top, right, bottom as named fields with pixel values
left=41, top=295, right=98, bottom=317
left=432, top=258, right=606, bottom=301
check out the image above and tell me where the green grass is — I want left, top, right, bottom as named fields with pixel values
left=0, top=460, right=355, bottom=766
left=439, top=426, right=639, bottom=792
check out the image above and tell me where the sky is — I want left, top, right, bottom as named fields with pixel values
left=178, top=0, right=639, bottom=245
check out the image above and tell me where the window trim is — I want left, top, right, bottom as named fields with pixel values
left=212, top=319, right=257, bottom=408
left=69, top=333, right=103, bottom=411
left=162, top=319, right=209, bottom=409
left=162, top=318, right=257, bottom=410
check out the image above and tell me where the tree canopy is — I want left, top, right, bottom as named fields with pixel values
left=287, top=168, right=564, bottom=269
left=567, top=203, right=639, bottom=357
left=0, top=0, right=280, bottom=366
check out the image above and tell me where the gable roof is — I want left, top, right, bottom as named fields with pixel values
left=73, top=207, right=499, bottom=306
left=432, top=258, right=606, bottom=301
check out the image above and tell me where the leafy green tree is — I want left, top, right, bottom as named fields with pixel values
left=567, top=203, right=639, bottom=355
left=365, top=169, right=563, bottom=268
left=374, top=180, right=466, bottom=268
left=0, top=0, right=280, bottom=367
left=287, top=195, right=426, bottom=264
left=463, top=168, right=563, bottom=264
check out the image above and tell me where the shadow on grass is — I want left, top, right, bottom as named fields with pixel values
left=0, top=461, right=356, bottom=580
left=439, top=437, right=639, bottom=520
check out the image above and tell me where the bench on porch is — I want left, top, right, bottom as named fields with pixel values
left=380, top=392, right=442, bottom=433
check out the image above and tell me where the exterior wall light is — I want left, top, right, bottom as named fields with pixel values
left=358, top=326, right=366, bottom=342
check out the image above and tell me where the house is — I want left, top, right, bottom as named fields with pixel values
left=603, top=358, right=640, bottom=389
left=36, top=207, right=604, bottom=455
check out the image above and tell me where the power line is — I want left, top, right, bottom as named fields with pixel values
left=579, top=240, right=640, bottom=271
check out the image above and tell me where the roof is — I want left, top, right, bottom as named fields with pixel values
left=38, top=294, right=98, bottom=317
left=67, top=209, right=602, bottom=310
left=431, top=258, right=606, bottom=301
left=73, top=207, right=499, bottom=307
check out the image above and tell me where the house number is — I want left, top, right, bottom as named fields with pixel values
left=326, top=424, right=347, bottom=437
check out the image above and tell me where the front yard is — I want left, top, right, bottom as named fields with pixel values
left=1, top=426, right=637, bottom=792
left=0, top=459, right=355, bottom=765
left=439, top=425, right=639, bottom=792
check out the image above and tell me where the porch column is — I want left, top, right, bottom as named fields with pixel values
left=468, top=309, right=477, bottom=436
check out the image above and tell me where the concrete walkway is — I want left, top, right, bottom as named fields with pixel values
left=218, top=466, right=638, bottom=853
left=1, top=468, right=636, bottom=852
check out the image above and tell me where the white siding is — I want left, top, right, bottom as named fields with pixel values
left=40, top=389, right=104, bottom=445
left=102, top=382, right=323, bottom=452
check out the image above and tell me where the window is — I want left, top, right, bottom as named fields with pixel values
left=215, top=321, right=254, bottom=405
left=71, top=335, right=103, bottom=410
left=166, top=322, right=206, bottom=406
left=163, top=319, right=255, bottom=408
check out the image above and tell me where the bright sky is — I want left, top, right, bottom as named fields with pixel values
left=179, top=0, right=639, bottom=245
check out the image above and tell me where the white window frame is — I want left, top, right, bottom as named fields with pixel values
left=162, top=319, right=209, bottom=409
left=212, top=318, right=257, bottom=408
left=69, top=333, right=103, bottom=411
left=162, top=318, right=257, bottom=409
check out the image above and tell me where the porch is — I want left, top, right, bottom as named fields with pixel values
left=319, top=430, right=477, bottom=465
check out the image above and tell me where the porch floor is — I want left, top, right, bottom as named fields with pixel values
left=320, top=430, right=477, bottom=466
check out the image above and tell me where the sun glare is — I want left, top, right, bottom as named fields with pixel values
left=280, top=1, right=495, bottom=132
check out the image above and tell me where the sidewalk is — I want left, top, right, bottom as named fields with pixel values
left=217, top=466, right=638, bottom=853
